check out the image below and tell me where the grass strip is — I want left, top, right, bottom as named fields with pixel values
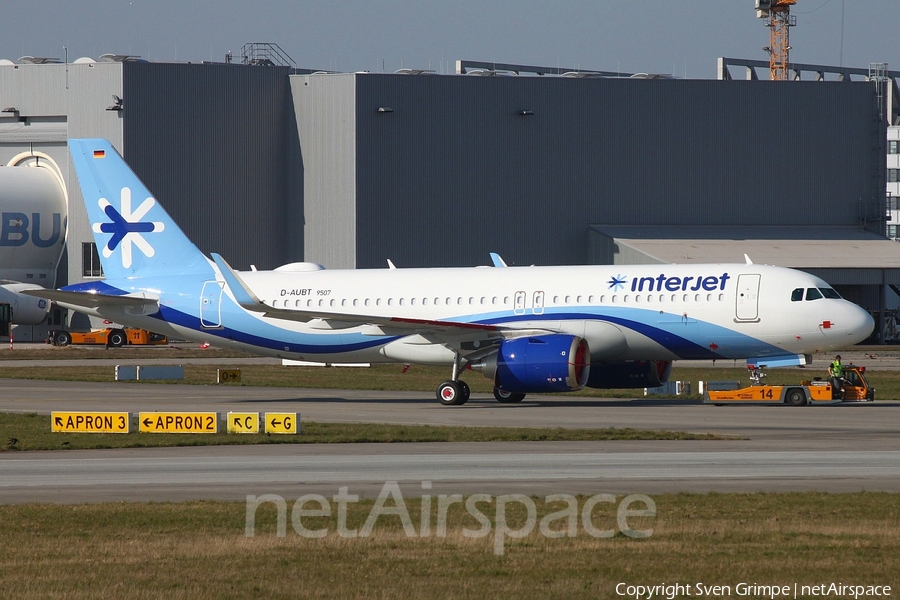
left=4, top=362, right=898, bottom=399
left=0, top=346, right=251, bottom=360
left=0, top=412, right=725, bottom=451
left=0, top=492, right=896, bottom=599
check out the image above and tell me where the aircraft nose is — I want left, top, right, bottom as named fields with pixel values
left=841, top=302, right=875, bottom=345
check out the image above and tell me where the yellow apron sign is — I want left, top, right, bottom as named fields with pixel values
left=139, top=412, right=219, bottom=433
left=265, top=412, right=298, bottom=434
left=227, top=412, right=259, bottom=434
left=51, top=412, right=131, bottom=433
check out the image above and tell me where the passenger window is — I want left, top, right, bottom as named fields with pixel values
left=791, top=288, right=803, bottom=302
left=805, top=288, right=823, bottom=301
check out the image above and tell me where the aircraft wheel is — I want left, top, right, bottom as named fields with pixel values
left=493, top=387, right=526, bottom=403
left=54, top=331, right=72, bottom=346
left=108, top=330, right=126, bottom=348
left=785, top=389, right=807, bottom=406
left=458, top=380, right=471, bottom=403
left=437, top=381, right=468, bottom=406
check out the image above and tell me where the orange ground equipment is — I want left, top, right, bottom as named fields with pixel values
left=47, top=328, right=167, bottom=348
left=704, top=364, right=874, bottom=406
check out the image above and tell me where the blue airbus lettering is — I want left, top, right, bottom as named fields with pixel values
left=0, top=211, right=63, bottom=248
left=629, top=272, right=731, bottom=292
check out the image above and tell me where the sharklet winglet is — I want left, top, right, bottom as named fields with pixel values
left=210, top=253, right=264, bottom=310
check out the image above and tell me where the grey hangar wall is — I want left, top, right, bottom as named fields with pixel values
left=331, top=74, right=883, bottom=269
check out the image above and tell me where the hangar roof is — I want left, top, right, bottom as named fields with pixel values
left=590, top=226, right=900, bottom=269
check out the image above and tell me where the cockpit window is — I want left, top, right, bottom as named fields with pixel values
left=805, top=288, right=823, bottom=301
left=791, top=288, right=803, bottom=302
left=819, top=288, right=841, bottom=299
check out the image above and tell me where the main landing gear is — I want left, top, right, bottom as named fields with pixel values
left=492, top=387, right=525, bottom=404
left=436, top=352, right=471, bottom=406
left=436, top=379, right=470, bottom=406
left=434, top=352, right=527, bottom=406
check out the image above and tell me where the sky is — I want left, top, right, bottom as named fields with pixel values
left=0, top=0, right=897, bottom=78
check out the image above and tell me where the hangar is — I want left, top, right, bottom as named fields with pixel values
left=1, top=49, right=899, bottom=341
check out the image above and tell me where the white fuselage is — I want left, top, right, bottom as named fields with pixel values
left=88, top=261, right=874, bottom=365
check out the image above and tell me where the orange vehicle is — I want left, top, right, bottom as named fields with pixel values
left=48, top=328, right=168, bottom=348
left=704, top=364, right=874, bottom=406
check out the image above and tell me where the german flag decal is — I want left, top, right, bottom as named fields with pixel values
left=93, top=149, right=106, bottom=158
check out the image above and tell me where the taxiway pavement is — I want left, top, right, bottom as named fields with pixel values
left=0, top=378, right=897, bottom=502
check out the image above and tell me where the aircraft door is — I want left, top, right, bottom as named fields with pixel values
left=514, top=291, right=526, bottom=315
left=200, top=281, right=224, bottom=328
left=532, top=291, right=544, bottom=315
left=735, top=274, right=760, bottom=322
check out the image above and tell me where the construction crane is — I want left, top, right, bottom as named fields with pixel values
left=755, top=0, right=797, bottom=80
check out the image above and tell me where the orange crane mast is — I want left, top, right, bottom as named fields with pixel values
left=756, top=0, right=797, bottom=80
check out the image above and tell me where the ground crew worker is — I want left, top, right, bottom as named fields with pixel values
left=828, top=355, right=844, bottom=398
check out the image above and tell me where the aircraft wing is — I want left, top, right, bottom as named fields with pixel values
left=211, top=253, right=542, bottom=337
left=21, top=289, right=160, bottom=312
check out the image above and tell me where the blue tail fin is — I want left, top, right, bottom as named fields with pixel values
left=69, top=139, right=212, bottom=279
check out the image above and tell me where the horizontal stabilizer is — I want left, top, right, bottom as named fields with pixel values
left=22, top=288, right=159, bottom=312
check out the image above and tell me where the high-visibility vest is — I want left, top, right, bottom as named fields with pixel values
left=831, top=361, right=843, bottom=378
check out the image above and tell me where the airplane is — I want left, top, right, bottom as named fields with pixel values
left=0, top=164, right=66, bottom=327
left=26, top=139, right=875, bottom=405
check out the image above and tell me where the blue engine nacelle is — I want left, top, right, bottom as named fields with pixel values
left=584, top=360, right=673, bottom=389
left=478, top=335, right=590, bottom=394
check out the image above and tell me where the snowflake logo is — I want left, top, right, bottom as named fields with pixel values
left=607, top=274, right=627, bottom=291
left=92, top=187, right=165, bottom=268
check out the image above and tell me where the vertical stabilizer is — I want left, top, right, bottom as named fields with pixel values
left=69, top=139, right=212, bottom=279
